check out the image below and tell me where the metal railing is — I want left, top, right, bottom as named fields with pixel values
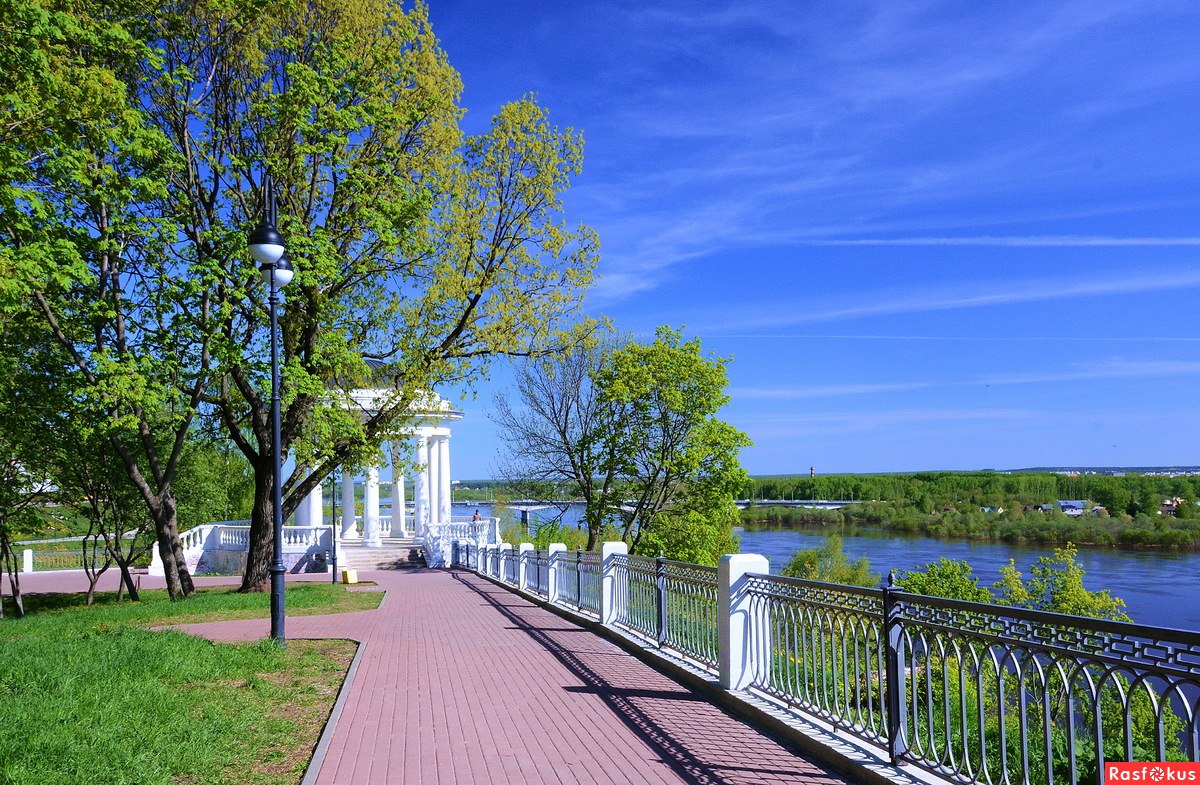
left=608, top=554, right=719, bottom=668
left=744, top=573, right=1200, bottom=785
left=611, top=553, right=659, bottom=641
left=661, top=560, right=719, bottom=670
left=744, top=574, right=889, bottom=747
left=524, top=550, right=549, bottom=597
left=451, top=542, right=1200, bottom=785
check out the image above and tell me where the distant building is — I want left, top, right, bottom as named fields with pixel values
left=1159, top=497, right=1185, bottom=516
left=1057, top=500, right=1088, bottom=517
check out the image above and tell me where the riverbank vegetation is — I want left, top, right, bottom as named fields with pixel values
left=742, top=470, right=1200, bottom=550
left=744, top=502, right=1200, bottom=549
left=0, top=584, right=378, bottom=784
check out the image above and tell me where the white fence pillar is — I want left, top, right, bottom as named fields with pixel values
left=547, top=543, right=566, bottom=603
left=718, top=553, right=769, bottom=691
left=518, top=542, right=534, bottom=590
left=600, top=540, right=628, bottom=626
left=22, top=548, right=33, bottom=574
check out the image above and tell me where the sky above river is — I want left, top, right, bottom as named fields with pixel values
left=423, top=1, right=1200, bottom=480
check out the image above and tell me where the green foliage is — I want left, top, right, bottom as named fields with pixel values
left=781, top=535, right=878, bottom=587
left=173, top=442, right=256, bottom=528
left=596, top=327, right=750, bottom=564
left=994, top=545, right=1130, bottom=621
left=495, top=326, right=748, bottom=564
left=895, top=558, right=993, bottom=603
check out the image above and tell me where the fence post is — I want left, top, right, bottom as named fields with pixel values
left=600, top=540, right=627, bottom=626
left=718, top=553, right=769, bottom=691
left=547, top=543, right=566, bottom=603
left=883, top=571, right=908, bottom=764
left=655, top=555, right=668, bottom=646
left=22, top=548, right=33, bottom=574
left=518, top=543, right=533, bottom=591
left=499, top=543, right=512, bottom=583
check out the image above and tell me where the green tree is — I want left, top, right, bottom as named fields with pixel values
left=147, top=3, right=598, bottom=591
left=492, top=333, right=622, bottom=551
left=781, top=535, right=878, bottom=587
left=994, top=544, right=1129, bottom=621
left=597, top=327, right=750, bottom=561
left=2, top=0, right=598, bottom=592
left=494, top=327, right=748, bottom=563
left=0, top=0, right=203, bottom=598
left=895, top=557, right=993, bottom=603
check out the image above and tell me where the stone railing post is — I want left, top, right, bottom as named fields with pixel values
left=148, top=543, right=165, bottom=577
left=22, top=548, right=33, bottom=574
left=600, top=540, right=628, bottom=627
left=547, top=543, right=566, bottom=603
left=499, top=543, right=513, bottom=583
left=718, top=553, right=769, bottom=691
left=518, top=543, right=534, bottom=590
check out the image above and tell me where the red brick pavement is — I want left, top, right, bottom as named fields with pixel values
left=26, top=568, right=853, bottom=785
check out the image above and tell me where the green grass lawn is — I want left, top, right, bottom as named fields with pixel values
left=0, top=583, right=382, bottom=785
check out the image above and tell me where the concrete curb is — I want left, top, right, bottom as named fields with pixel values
left=300, top=639, right=365, bottom=785
left=460, top=567, right=937, bottom=785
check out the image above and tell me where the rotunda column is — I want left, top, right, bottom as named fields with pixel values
left=428, top=436, right=441, bottom=528
left=414, top=436, right=430, bottom=536
left=392, top=442, right=407, bottom=537
left=341, top=471, right=359, bottom=540
left=439, top=434, right=452, bottom=525
left=363, top=465, right=381, bottom=547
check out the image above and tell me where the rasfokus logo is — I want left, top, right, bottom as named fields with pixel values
left=1107, top=764, right=1200, bottom=782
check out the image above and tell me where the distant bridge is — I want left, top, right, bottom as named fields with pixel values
left=734, top=499, right=859, bottom=509
left=459, top=499, right=861, bottom=510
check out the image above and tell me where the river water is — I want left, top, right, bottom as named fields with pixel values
left=450, top=502, right=1199, bottom=632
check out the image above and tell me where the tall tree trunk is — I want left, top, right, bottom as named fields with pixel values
left=117, top=561, right=139, bottom=601
left=153, top=492, right=195, bottom=599
left=240, top=460, right=275, bottom=593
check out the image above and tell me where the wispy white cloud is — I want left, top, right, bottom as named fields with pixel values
left=718, top=269, right=1200, bottom=330
left=809, top=236, right=1200, bottom=247
left=563, top=1, right=1200, bottom=304
left=730, top=359, right=1200, bottom=401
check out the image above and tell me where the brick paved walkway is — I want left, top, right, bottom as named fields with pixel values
left=25, top=568, right=853, bottom=784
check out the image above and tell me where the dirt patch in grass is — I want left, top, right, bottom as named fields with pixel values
left=223, top=639, right=358, bottom=784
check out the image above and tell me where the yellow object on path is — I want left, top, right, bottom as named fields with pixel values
left=341, top=570, right=358, bottom=584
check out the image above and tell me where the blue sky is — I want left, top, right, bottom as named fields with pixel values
left=424, top=0, right=1200, bottom=480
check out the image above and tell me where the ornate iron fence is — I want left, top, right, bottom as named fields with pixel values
left=661, top=560, right=720, bottom=669
left=526, top=550, right=549, bottom=597
left=744, top=574, right=889, bottom=748
left=579, top=552, right=602, bottom=617
left=611, top=554, right=659, bottom=641
left=744, top=573, right=1200, bottom=785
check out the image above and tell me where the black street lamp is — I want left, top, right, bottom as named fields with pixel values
left=248, top=175, right=293, bottom=646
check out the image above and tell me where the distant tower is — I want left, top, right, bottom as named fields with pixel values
left=810, top=466, right=815, bottom=478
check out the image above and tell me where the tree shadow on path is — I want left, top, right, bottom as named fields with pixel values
left=452, top=571, right=848, bottom=785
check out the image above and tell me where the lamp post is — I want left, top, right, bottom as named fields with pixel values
left=248, top=175, right=293, bottom=646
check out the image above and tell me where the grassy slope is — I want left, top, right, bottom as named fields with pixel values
left=0, top=584, right=381, bottom=785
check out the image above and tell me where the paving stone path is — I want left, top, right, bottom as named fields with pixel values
left=24, top=568, right=853, bottom=785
